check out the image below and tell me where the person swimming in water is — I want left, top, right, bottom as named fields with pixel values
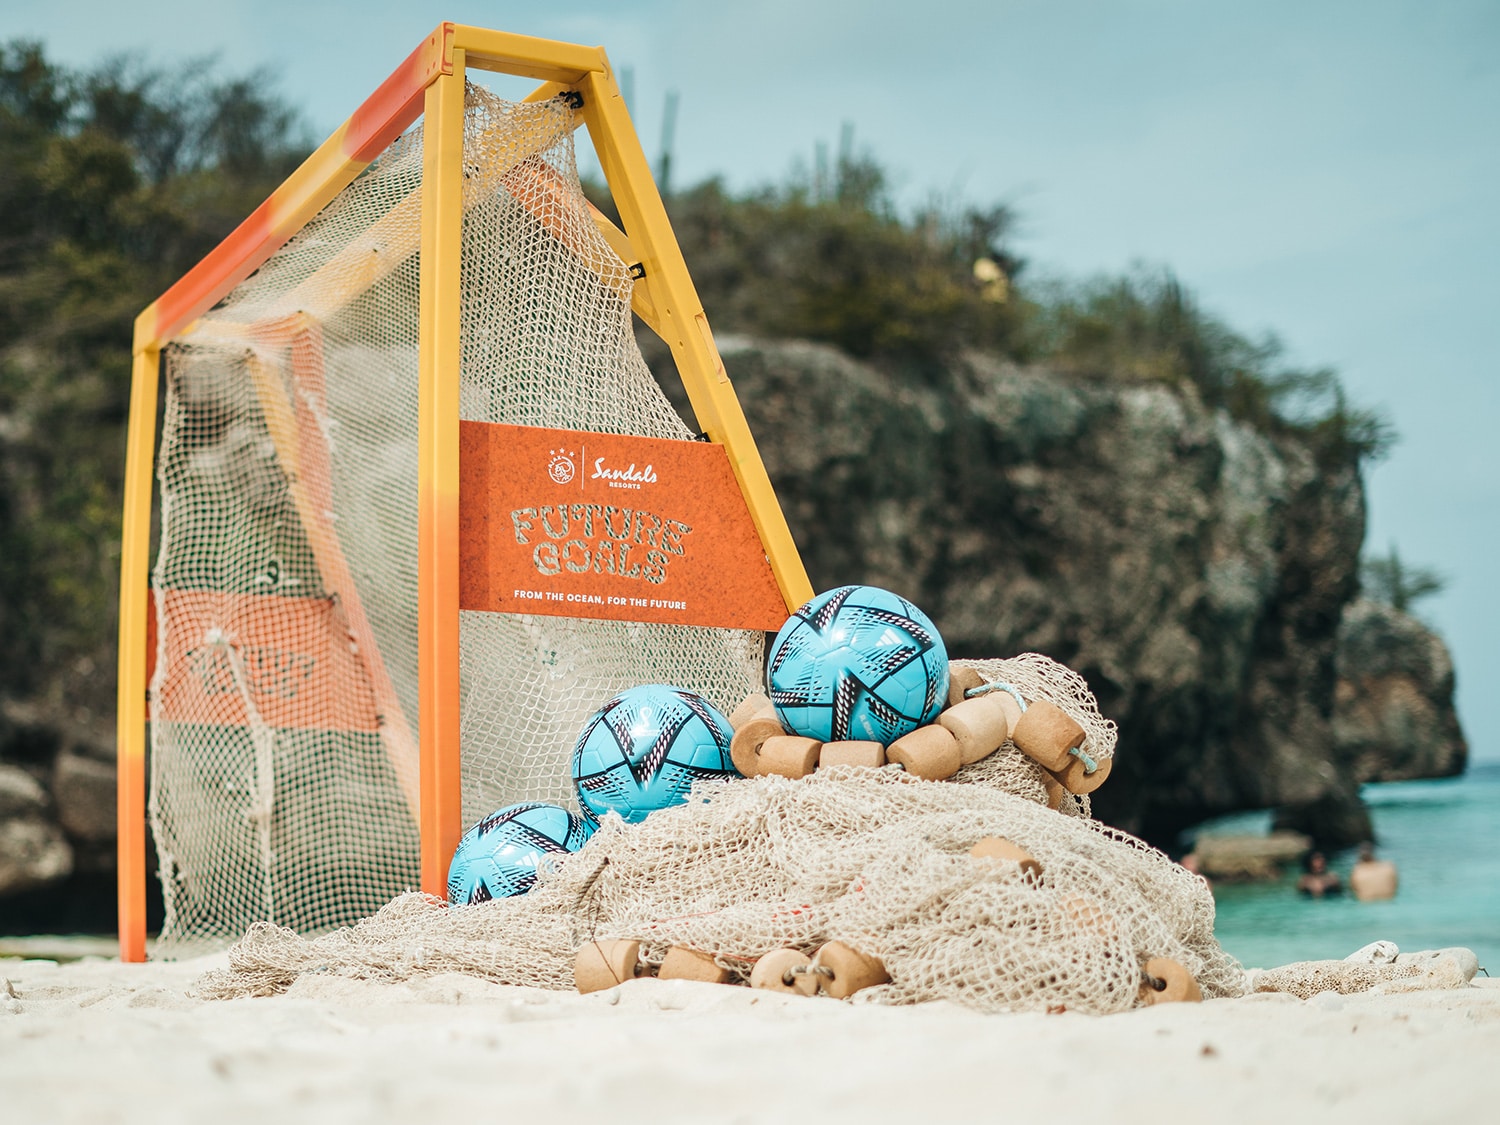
left=1350, top=841, right=1398, bottom=901
left=1296, top=850, right=1343, bottom=897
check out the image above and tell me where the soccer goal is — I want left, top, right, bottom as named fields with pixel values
left=117, top=23, right=811, bottom=960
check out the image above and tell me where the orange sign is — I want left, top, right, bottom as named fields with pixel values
left=152, top=589, right=380, bottom=732
left=460, top=422, right=788, bottom=630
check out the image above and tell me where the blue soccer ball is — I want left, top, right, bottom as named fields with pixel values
left=571, top=684, right=738, bottom=825
left=447, top=802, right=593, bottom=905
left=767, top=585, right=948, bottom=744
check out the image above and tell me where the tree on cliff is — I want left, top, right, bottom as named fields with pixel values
left=1016, top=268, right=1394, bottom=468
left=597, top=147, right=1392, bottom=475
left=608, top=148, right=1028, bottom=367
left=1362, top=544, right=1446, bottom=615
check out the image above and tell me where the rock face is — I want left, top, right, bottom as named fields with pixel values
left=717, top=337, right=1463, bottom=847
left=1331, top=599, right=1468, bottom=782
left=1191, top=832, right=1312, bottom=882
left=1271, top=602, right=1465, bottom=844
left=0, top=700, right=128, bottom=929
left=0, top=338, right=1469, bottom=927
left=0, top=764, right=73, bottom=896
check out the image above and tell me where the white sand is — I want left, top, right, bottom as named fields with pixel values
left=3, top=954, right=1498, bottom=1124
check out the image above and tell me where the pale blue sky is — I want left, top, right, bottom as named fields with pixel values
left=5, top=1, right=1496, bottom=760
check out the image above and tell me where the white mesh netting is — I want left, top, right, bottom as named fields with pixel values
left=196, top=766, right=1244, bottom=1014
left=148, top=83, right=761, bottom=953
left=190, top=652, right=1243, bottom=1015
left=189, top=647, right=1477, bottom=1013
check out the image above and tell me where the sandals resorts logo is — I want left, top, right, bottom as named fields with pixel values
left=589, top=457, right=657, bottom=490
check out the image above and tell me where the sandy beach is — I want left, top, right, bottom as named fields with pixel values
left=3, top=950, right=1497, bottom=1124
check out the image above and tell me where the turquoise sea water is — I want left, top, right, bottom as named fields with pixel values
left=1202, top=762, right=1500, bottom=972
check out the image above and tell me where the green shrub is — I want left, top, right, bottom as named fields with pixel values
left=593, top=145, right=1390, bottom=469
left=0, top=42, right=308, bottom=709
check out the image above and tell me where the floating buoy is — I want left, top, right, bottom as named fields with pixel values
left=757, top=734, right=823, bottom=780
left=813, top=941, right=890, bottom=999
left=657, top=946, right=733, bottom=984
left=969, top=836, right=1042, bottom=880
left=729, top=691, right=778, bottom=730
left=937, top=695, right=1011, bottom=765
left=818, top=740, right=886, bottom=769
left=749, top=948, right=819, bottom=996
left=1138, top=957, right=1202, bottom=1004
left=1040, top=771, right=1068, bottom=810
left=984, top=686, right=1024, bottom=736
left=1050, top=750, right=1112, bottom=795
left=575, top=939, right=646, bottom=993
left=1058, top=894, right=1117, bottom=940
left=1010, top=699, right=1087, bottom=773
left=946, top=664, right=986, bottom=709
left=886, top=724, right=963, bottom=781
left=730, top=716, right=784, bottom=777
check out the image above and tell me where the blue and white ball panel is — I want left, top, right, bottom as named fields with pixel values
left=571, top=684, right=738, bottom=825
left=446, top=802, right=593, bottom=905
left=767, top=585, right=949, bottom=744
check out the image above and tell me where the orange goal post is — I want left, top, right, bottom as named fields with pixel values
left=117, top=22, right=811, bottom=961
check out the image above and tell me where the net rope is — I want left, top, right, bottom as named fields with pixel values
left=148, top=83, right=760, bottom=953
left=197, top=766, right=1244, bottom=1014
left=194, top=654, right=1241, bottom=1015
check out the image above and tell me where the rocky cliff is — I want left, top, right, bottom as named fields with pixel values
left=0, top=699, right=129, bottom=929
left=0, top=338, right=1469, bottom=925
left=715, top=337, right=1466, bottom=846
left=1271, top=597, right=1468, bottom=845
left=1330, top=599, right=1468, bottom=782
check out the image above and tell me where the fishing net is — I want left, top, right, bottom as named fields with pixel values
left=195, top=650, right=1248, bottom=1016
left=194, top=631, right=1481, bottom=1013
left=147, top=82, right=760, bottom=954
left=197, top=766, right=1243, bottom=1014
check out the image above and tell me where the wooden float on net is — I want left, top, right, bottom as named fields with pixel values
left=946, top=665, right=1113, bottom=796
left=819, top=740, right=886, bottom=769
left=729, top=693, right=826, bottom=779
left=886, top=724, right=963, bottom=780
left=748, top=941, right=891, bottom=1000
left=1050, top=893, right=1205, bottom=1008
left=748, top=948, right=820, bottom=996
left=658, top=946, right=734, bottom=984
left=575, top=940, right=735, bottom=992
left=1138, top=957, right=1203, bottom=1005
left=575, top=938, right=648, bottom=993
left=969, top=835, right=1043, bottom=881
left=576, top=936, right=891, bottom=1001
left=725, top=661, right=1112, bottom=801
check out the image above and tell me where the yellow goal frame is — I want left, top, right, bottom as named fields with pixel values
left=117, top=22, right=811, bottom=961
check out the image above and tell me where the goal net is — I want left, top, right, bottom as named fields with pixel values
left=149, top=83, right=763, bottom=953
